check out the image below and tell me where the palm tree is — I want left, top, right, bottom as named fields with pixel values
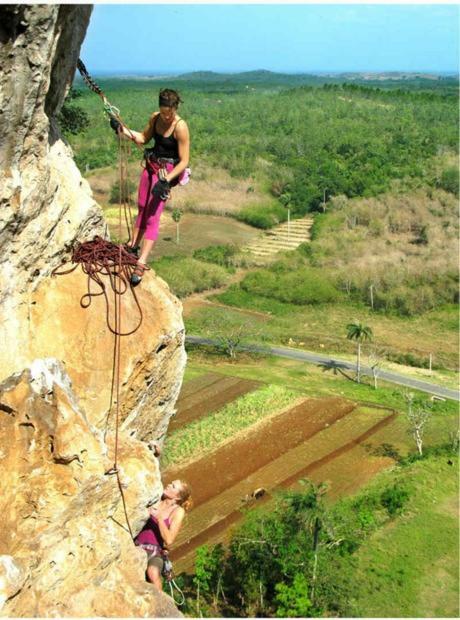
left=294, top=481, right=335, bottom=606
left=346, top=321, right=373, bottom=383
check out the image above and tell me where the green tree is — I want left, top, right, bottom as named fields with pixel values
left=193, top=544, right=225, bottom=616
left=275, top=573, right=312, bottom=617
left=346, top=321, right=373, bottom=383
left=57, top=87, right=89, bottom=135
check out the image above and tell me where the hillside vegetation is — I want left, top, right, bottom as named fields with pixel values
left=66, top=76, right=458, bottom=221
left=65, top=74, right=459, bottom=369
left=217, top=187, right=458, bottom=316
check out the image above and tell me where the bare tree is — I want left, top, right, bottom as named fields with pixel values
left=212, top=318, right=263, bottom=360
left=368, top=348, right=384, bottom=389
left=404, top=392, right=431, bottom=456
left=216, top=323, right=246, bottom=359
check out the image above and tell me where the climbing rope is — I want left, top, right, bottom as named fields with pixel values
left=77, top=59, right=121, bottom=119
left=168, top=579, right=186, bottom=606
left=53, top=60, right=154, bottom=541
left=52, top=235, right=145, bottom=540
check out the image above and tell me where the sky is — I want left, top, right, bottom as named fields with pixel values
left=81, top=3, right=459, bottom=75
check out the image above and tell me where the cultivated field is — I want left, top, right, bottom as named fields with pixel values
left=163, top=369, right=409, bottom=573
left=169, top=372, right=262, bottom=431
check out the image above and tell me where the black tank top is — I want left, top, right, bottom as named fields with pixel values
left=152, top=115, right=180, bottom=160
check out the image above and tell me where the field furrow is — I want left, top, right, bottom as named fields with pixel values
left=170, top=376, right=263, bottom=430
left=164, top=397, right=356, bottom=506
left=169, top=404, right=396, bottom=572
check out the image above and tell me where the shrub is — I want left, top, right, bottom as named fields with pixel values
left=236, top=202, right=287, bottom=229
left=438, top=167, right=459, bottom=197
left=275, top=573, right=312, bottom=617
left=296, top=242, right=313, bottom=258
left=193, top=244, right=237, bottom=267
left=57, top=88, right=89, bottom=135
left=240, top=267, right=341, bottom=305
left=380, top=484, right=410, bottom=516
left=386, top=351, right=433, bottom=369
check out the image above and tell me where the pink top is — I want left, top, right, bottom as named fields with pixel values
left=135, top=508, right=176, bottom=548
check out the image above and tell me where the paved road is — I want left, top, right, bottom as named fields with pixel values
left=186, top=335, right=459, bottom=402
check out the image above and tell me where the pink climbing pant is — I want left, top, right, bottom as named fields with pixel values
left=136, top=161, right=174, bottom=241
left=136, top=162, right=190, bottom=241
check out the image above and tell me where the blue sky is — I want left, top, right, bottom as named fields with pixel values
left=81, top=4, right=459, bottom=74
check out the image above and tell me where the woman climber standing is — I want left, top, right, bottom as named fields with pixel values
left=110, top=88, right=190, bottom=286
left=134, top=479, right=192, bottom=591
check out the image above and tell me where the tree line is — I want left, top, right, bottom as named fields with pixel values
left=62, top=78, right=458, bottom=217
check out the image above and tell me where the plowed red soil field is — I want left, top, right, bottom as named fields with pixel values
left=169, top=373, right=262, bottom=431
left=164, top=394, right=398, bottom=573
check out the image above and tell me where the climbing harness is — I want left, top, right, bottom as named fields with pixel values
left=162, top=551, right=185, bottom=606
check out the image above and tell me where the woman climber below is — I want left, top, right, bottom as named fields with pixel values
left=110, top=88, right=190, bottom=286
left=134, top=479, right=192, bottom=591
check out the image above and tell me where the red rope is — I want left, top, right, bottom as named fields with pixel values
left=53, top=74, right=149, bottom=539
left=52, top=236, right=146, bottom=336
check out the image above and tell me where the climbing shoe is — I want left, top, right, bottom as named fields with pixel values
left=130, top=262, right=147, bottom=287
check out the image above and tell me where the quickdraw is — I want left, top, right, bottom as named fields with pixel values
left=77, top=59, right=121, bottom=119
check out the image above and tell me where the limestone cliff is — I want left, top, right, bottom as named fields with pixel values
left=0, top=5, right=186, bottom=616
left=0, top=362, right=179, bottom=617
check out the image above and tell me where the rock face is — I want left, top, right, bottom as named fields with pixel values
left=0, top=362, right=179, bottom=617
left=0, top=5, right=186, bottom=617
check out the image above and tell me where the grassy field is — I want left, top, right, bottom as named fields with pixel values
left=349, top=454, right=459, bottom=617
left=185, top=300, right=459, bottom=374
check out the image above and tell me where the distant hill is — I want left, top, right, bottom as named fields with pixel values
left=176, top=69, right=323, bottom=85
left=73, top=69, right=458, bottom=97
left=174, top=69, right=458, bottom=90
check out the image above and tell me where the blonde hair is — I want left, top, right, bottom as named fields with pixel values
left=177, top=480, right=192, bottom=512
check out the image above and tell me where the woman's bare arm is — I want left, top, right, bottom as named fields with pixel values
left=119, top=113, right=157, bottom=145
left=156, top=506, right=185, bottom=547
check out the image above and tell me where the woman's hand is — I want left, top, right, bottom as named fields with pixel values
left=152, top=178, right=171, bottom=201
left=109, top=117, right=122, bottom=134
left=148, top=504, right=160, bottom=518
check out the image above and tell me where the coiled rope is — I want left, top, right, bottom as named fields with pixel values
left=52, top=237, right=144, bottom=335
